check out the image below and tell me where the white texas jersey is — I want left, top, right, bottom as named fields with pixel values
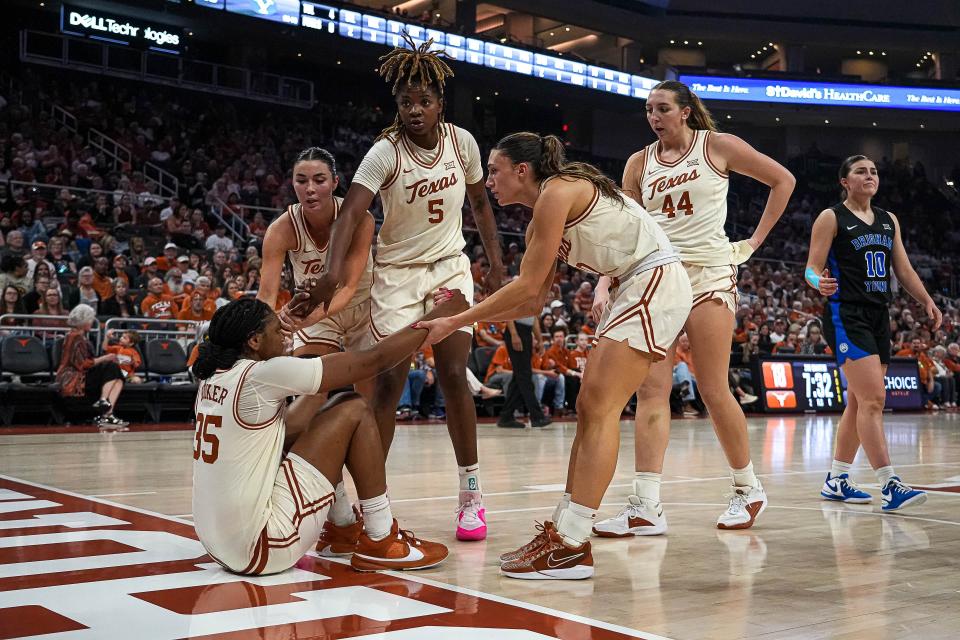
left=286, top=197, right=372, bottom=307
left=638, top=129, right=730, bottom=266
left=352, top=123, right=483, bottom=266
left=555, top=178, right=677, bottom=280
left=192, top=356, right=324, bottom=570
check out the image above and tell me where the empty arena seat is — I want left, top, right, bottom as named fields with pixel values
left=144, top=340, right=189, bottom=377
left=143, top=339, right=197, bottom=422
left=472, top=347, right=498, bottom=382
left=0, top=336, right=56, bottom=425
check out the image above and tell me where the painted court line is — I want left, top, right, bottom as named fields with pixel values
left=91, top=491, right=158, bottom=498
left=2, top=474, right=671, bottom=640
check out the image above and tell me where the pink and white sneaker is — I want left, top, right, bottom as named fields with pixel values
left=456, top=491, right=487, bottom=541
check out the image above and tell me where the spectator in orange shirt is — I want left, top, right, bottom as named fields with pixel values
left=772, top=332, right=799, bottom=354
left=193, top=276, right=220, bottom=311
left=532, top=348, right=565, bottom=416
left=104, top=330, right=144, bottom=384
left=484, top=343, right=513, bottom=392
left=544, top=329, right=581, bottom=410
left=569, top=332, right=591, bottom=373
left=178, top=291, right=215, bottom=322
left=573, top=282, right=594, bottom=314
left=156, top=242, right=180, bottom=272
left=140, top=276, right=180, bottom=319
left=91, top=256, right=114, bottom=301
left=896, top=337, right=937, bottom=407
left=476, top=321, right=505, bottom=347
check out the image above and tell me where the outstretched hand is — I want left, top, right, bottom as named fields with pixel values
left=415, top=287, right=469, bottom=345
left=288, top=274, right=339, bottom=318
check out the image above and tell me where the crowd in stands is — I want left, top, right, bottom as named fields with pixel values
left=2, top=69, right=960, bottom=422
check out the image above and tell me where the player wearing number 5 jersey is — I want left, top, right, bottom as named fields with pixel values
left=292, top=35, right=505, bottom=542
left=806, top=155, right=940, bottom=512
left=593, top=80, right=795, bottom=536
left=191, top=295, right=466, bottom=575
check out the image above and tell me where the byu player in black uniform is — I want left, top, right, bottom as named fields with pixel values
left=805, top=155, right=941, bottom=512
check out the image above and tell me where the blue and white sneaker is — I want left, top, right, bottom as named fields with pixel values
left=881, top=477, right=927, bottom=512
left=821, top=473, right=872, bottom=504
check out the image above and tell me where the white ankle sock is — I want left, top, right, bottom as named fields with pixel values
left=875, top=466, right=896, bottom=486
left=458, top=464, right=481, bottom=493
left=556, top=500, right=595, bottom=547
left=359, top=493, right=392, bottom=541
left=731, top=461, right=758, bottom=488
left=831, top=460, right=852, bottom=478
left=551, top=492, right=571, bottom=523
left=632, top=472, right=662, bottom=502
left=328, top=482, right=357, bottom=527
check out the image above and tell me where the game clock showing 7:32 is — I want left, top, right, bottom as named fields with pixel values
left=759, top=359, right=844, bottom=412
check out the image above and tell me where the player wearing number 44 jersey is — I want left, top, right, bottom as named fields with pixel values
left=806, top=155, right=940, bottom=512
left=593, top=80, right=795, bottom=537
left=191, top=294, right=468, bottom=576
left=291, top=35, right=505, bottom=543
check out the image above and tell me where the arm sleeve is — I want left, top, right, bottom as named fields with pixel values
left=457, top=127, right=484, bottom=184
left=351, top=139, right=398, bottom=193
left=246, top=356, right=325, bottom=401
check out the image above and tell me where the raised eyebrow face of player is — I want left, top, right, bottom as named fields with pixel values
left=644, top=90, right=685, bottom=122
left=843, top=160, right=879, bottom=189
left=395, top=86, right=442, bottom=122
left=293, top=161, right=335, bottom=187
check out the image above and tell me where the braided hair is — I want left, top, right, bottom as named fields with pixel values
left=191, top=298, right=273, bottom=380
left=376, top=32, right=454, bottom=141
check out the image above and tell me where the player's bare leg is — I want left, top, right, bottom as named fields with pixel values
left=289, top=391, right=447, bottom=570
left=685, top=302, right=767, bottom=529
left=433, top=330, right=486, bottom=540
left=287, top=344, right=365, bottom=553
left=371, top=356, right=414, bottom=456
left=502, top=337, right=650, bottom=579
left=593, top=342, right=674, bottom=538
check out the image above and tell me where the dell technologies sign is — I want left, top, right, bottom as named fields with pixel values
left=61, top=3, right=183, bottom=53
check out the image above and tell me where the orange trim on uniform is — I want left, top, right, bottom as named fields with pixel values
left=401, top=127, right=445, bottom=170
left=288, top=205, right=303, bottom=254
left=634, top=146, right=649, bottom=208
left=449, top=123, right=467, bottom=175
left=295, top=332, right=342, bottom=350
left=232, top=362, right=284, bottom=430
left=654, top=129, right=698, bottom=167
left=599, top=265, right=662, bottom=333
left=381, top=139, right=403, bottom=190
left=239, top=528, right=269, bottom=575
left=691, top=293, right=718, bottom=309
left=564, top=185, right=600, bottom=229
left=704, top=131, right=730, bottom=178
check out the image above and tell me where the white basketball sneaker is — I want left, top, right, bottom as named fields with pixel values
left=717, top=484, right=767, bottom=530
left=592, top=495, right=667, bottom=537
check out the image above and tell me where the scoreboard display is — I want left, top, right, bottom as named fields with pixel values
left=759, top=359, right=844, bottom=412
left=756, top=356, right=923, bottom=413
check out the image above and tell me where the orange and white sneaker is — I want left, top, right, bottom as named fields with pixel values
left=592, top=495, right=667, bottom=537
left=350, top=519, right=448, bottom=572
left=316, top=511, right=364, bottom=558
left=499, top=521, right=551, bottom=565
left=500, top=522, right=594, bottom=580
left=717, top=484, right=767, bottom=530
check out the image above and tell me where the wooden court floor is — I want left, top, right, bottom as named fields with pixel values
left=2, top=412, right=960, bottom=639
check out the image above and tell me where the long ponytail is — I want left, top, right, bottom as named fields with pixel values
left=651, top=80, right=718, bottom=132
left=495, top=132, right=625, bottom=207
left=192, top=298, right=273, bottom=380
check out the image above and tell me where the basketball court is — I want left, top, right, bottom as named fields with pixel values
left=3, top=414, right=958, bottom=639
